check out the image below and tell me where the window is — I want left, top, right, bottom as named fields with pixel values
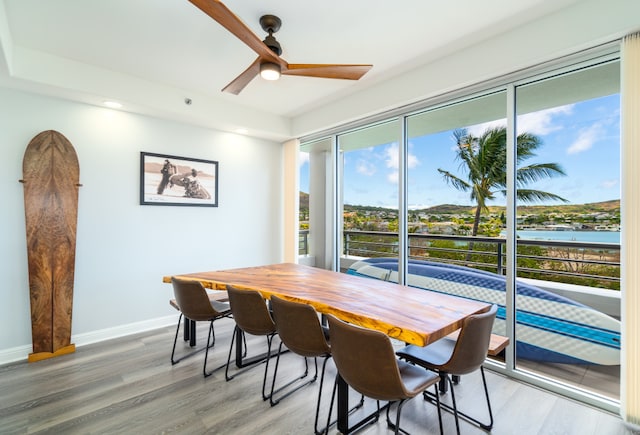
left=299, top=150, right=310, bottom=256
left=338, top=120, right=400, bottom=270
left=300, top=50, right=622, bottom=410
left=514, top=60, right=621, bottom=399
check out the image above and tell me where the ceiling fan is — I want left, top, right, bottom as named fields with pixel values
left=188, top=0, right=373, bottom=95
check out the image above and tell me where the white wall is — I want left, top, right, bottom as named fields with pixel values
left=0, top=87, right=283, bottom=363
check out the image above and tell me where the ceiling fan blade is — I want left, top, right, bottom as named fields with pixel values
left=222, top=58, right=261, bottom=95
left=282, top=64, right=372, bottom=80
left=188, top=0, right=281, bottom=64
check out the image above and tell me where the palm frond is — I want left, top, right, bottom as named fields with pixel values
left=437, top=168, right=472, bottom=192
left=515, top=132, right=542, bottom=163
left=516, top=189, right=569, bottom=204
left=517, top=163, right=566, bottom=185
left=438, top=126, right=568, bottom=225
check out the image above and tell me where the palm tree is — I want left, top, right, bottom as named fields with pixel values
left=438, top=126, right=568, bottom=237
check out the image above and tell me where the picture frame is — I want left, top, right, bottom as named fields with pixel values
left=140, top=152, right=218, bottom=207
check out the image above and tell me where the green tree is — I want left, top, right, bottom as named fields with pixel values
left=479, top=217, right=504, bottom=237
left=438, top=126, right=568, bottom=237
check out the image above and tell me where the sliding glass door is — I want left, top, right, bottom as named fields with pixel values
left=514, top=60, right=621, bottom=400
left=299, top=50, right=622, bottom=408
left=337, top=120, right=400, bottom=272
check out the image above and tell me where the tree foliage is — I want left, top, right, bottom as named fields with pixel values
left=438, top=126, right=568, bottom=236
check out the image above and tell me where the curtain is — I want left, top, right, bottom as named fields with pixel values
left=621, top=31, right=640, bottom=429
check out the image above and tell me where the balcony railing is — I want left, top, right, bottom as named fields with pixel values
left=300, top=230, right=621, bottom=290
left=298, top=229, right=309, bottom=255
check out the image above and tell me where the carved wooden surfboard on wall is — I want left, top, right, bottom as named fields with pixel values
left=22, top=130, right=80, bottom=362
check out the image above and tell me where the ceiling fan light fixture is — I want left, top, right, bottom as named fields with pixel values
left=260, top=62, right=281, bottom=81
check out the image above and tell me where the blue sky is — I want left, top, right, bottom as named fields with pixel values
left=300, top=94, right=620, bottom=209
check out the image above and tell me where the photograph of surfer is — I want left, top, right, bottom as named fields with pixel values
left=140, top=152, right=218, bottom=207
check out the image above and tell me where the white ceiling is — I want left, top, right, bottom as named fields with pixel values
left=0, top=0, right=622, bottom=141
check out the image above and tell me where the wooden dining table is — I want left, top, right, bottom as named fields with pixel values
left=163, top=262, right=490, bottom=433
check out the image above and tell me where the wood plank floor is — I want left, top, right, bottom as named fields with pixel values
left=0, top=317, right=634, bottom=435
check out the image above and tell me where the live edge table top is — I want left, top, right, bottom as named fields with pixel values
left=163, top=262, right=490, bottom=347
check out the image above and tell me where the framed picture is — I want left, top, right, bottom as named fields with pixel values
left=140, top=152, right=218, bottom=207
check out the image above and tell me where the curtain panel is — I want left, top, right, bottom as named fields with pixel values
left=621, top=31, right=640, bottom=430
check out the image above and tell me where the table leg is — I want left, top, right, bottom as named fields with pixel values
left=336, top=373, right=387, bottom=434
left=235, top=327, right=244, bottom=367
left=189, top=319, right=196, bottom=347
left=182, top=317, right=197, bottom=347
left=233, top=328, right=276, bottom=368
left=183, top=316, right=190, bottom=342
left=337, top=374, right=349, bottom=433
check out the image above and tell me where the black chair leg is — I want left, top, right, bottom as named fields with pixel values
left=314, top=356, right=330, bottom=435
left=325, top=376, right=378, bottom=435
left=203, top=321, right=214, bottom=377
left=447, top=375, right=461, bottom=435
left=395, top=400, right=404, bottom=435
left=269, top=342, right=314, bottom=406
left=261, top=333, right=275, bottom=401
left=225, top=327, right=275, bottom=385
left=171, top=314, right=216, bottom=366
left=479, top=366, right=494, bottom=430
left=203, top=320, right=227, bottom=377
left=225, top=325, right=240, bottom=381
left=434, top=384, right=444, bottom=435
left=170, top=313, right=184, bottom=365
left=423, top=369, right=493, bottom=432
left=385, top=399, right=407, bottom=435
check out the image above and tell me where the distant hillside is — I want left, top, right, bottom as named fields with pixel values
left=345, top=204, right=400, bottom=213
left=413, top=200, right=619, bottom=215
left=420, top=204, right=475, bottom=214
left=299, top=192, right=619, bottom=215
left=514, top=199, right=620, bottom=214
left=300, top=191, right=309, bottom=210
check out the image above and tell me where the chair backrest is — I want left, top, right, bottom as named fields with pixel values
left=443, top=304, right=498, bottom=375
left=327, top=314, right=408, bottom=401
left=171, top=277, right=223, bottom=321
left=226, top=285, right=276, bottom=336
left=270, top=296, right=330, bottom=357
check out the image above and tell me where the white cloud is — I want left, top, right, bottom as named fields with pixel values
left=356, top=159, right=376, bottom=176
left=467, top=119, right=505, bottom=137
left=385, top=144, right=399, bottom=169
left=298, top=151, right=309, bottom=167
left=601, top=179, right=619, bottom=189
left=465, top=104, right=574, bottom=137
left=567, top=122, right=604, bottom=155
left=517, top=104, right=574, bottom=135
left=383, top=143, right=419, bottom=184
left=384, top=143, right=419, bottom=169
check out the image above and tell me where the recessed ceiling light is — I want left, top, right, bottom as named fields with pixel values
left=103, top=101, right=122, bottom=109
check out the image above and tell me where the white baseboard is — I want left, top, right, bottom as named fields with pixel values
left=73, top=315, right=177, bottom=347
left=0, top=344, right=33, bottom=366
left=0, top=314, right=178, bottom=366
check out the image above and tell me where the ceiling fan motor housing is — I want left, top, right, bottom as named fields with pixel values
left=260, top=15, right=282, bottom=55
left=263, top=35, right=282, bottom=55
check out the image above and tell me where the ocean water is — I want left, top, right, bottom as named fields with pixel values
left=513, top=230, right=620, bottom=244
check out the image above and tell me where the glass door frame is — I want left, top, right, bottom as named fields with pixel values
left=299, top=46, right=621, bottom=414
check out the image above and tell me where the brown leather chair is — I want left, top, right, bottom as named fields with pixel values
left=327, top=314, right=443, bottom=435
left=170, top=277, right=232, bottom=377
left=396, top=304, right=498, bottom=434
left=269, top=296, right=333, bottom=434
left=170, top=290, right=229, bottom=350
left=224, top=285, right=278, bottom=401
